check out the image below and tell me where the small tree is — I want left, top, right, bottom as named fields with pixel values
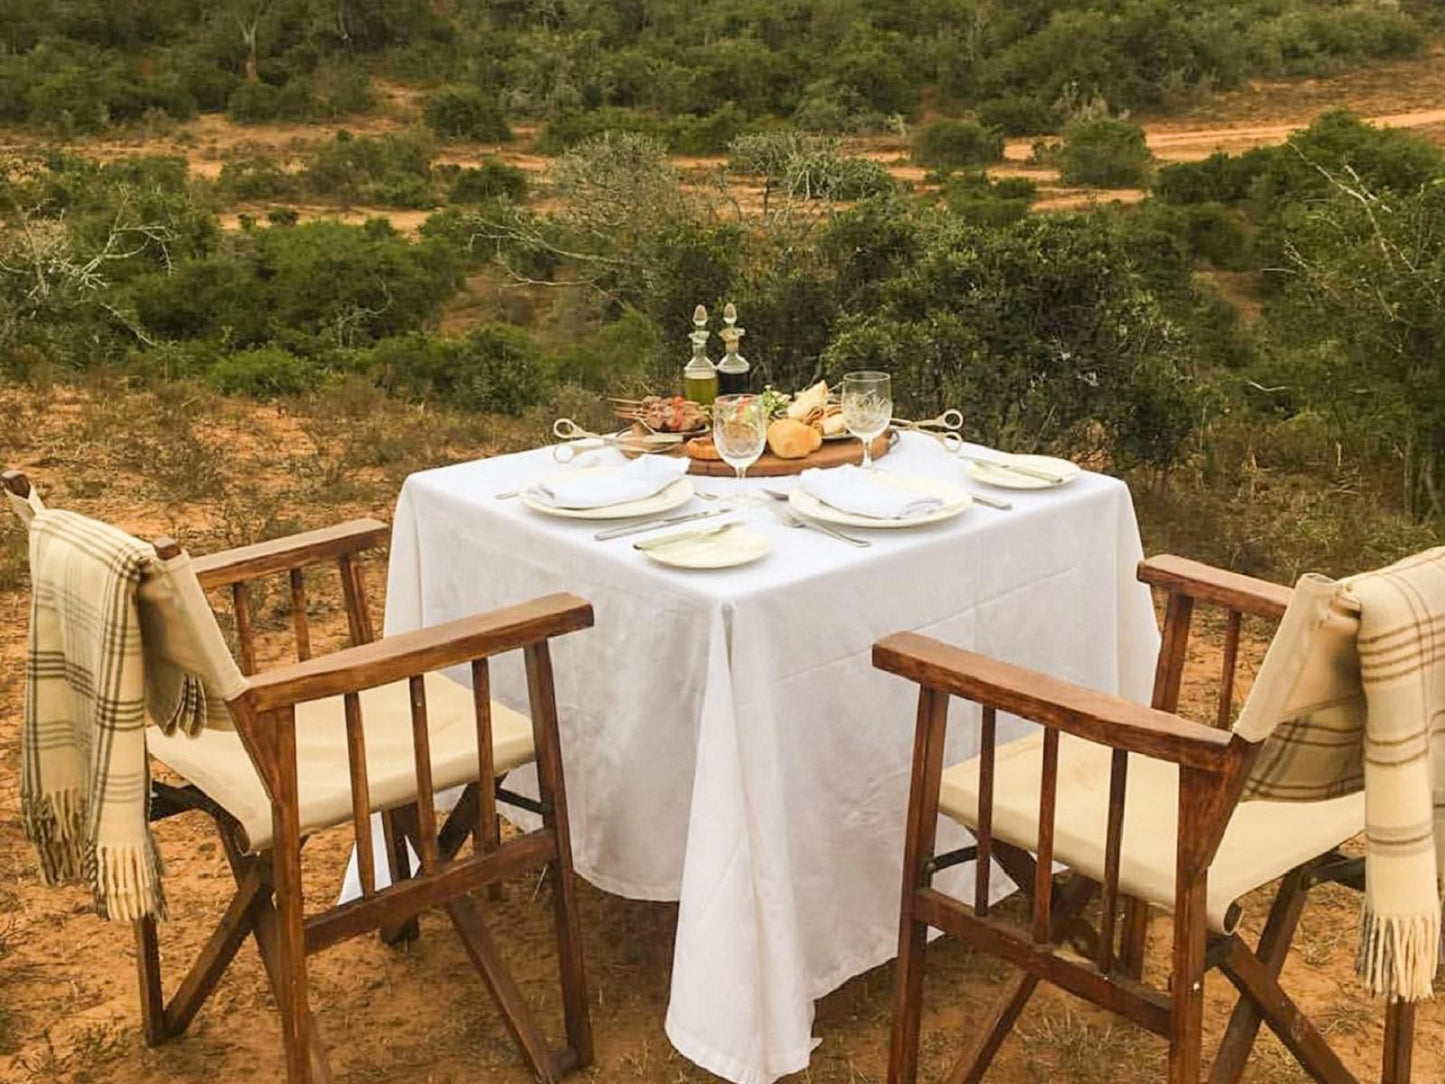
left=911, top=119, right=1005, bottom=172
left=1058, top=118, right=1152, bottom=188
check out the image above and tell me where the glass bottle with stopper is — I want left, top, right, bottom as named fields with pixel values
left=682, top=303, right=718, bottom=406
left=716, top=302, right=752, bottom=396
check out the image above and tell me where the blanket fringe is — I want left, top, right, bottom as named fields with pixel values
left=21, top=787, right=86, bottom=885
left=87, top=841, right=168, bottom=922
left=1356, top=905, right=1441, bottom=1002
left=21, top=787, right=167, bottom=920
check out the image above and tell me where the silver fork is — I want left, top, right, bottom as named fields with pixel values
left=770, top=503, right=871, bottom=547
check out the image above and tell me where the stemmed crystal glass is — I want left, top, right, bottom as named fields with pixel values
left=712, top=393, right=768, bottom=507
left=842, top=371, right=893, bottom=469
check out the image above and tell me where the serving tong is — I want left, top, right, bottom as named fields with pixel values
left=550, top=417, right=684, bottom=463
left=892, top=410, right=1066, bottom=485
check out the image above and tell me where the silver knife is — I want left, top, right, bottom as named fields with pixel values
left=970, top=491, right=1012, bottom=510
left=634, top=522, right=737, bottom=551
left=594, top=508, right=725, bottom=541
left=960, top=454, right=1065, bottom=485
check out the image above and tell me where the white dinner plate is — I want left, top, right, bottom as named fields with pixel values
left=641, top=524, right=771, bottom=569
left=966, top=454, right=1082, bottom=490
left=519, top=469, right=694, bottom=520
left=789, top=475, right=973, bottom=529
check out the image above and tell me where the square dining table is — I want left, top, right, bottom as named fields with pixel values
left=375, top=432, right=1160, bottom=1084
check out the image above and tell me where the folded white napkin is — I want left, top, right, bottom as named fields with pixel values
left=798, top=466, right=943, bottom=520
left=530, top=454, right=688, bottom=509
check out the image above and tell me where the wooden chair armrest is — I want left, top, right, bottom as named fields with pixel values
left=873, top=631, right=1233, bottom=770
left=191, top=518, right=390, bottom=589
left=1137, top=554, right=1292, bottom=621
left=238, top=593, right=594, bottom=713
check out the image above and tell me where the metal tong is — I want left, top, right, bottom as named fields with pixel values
left=550, top=418, right=684, bottom=463
left=892, top=409, right=965, bottom=453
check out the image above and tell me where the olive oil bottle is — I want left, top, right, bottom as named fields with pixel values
left=682, top=304, right=717, bottom=405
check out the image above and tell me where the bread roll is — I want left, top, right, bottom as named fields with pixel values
left=767, top=418, right=823, bottom=459
left=686, top=436, right=722, bottom=461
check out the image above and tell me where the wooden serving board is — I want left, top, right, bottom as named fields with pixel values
left=685, top=432, right=892, bottom=477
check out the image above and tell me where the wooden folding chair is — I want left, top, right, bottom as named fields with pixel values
left=3, top=469, right=595, bottom=1084
left=878, top=553, right=1416, bottom=1084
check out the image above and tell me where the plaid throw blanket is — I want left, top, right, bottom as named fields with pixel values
left=1241, top=547, right=1445, bottom=1001
left=23, top=509, right=207, bottom=921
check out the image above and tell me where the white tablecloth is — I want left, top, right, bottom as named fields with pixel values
left=380, top=434, right=1159, bottom=1084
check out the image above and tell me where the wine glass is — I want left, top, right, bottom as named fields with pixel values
left=712, top=393, right=768, bottom=507
left=842, top=371, right=893, bottom=469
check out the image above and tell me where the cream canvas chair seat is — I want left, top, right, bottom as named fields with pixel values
left=938, top=731, right=1363, bottom=933
left=149, top=672, right=536, bottom=853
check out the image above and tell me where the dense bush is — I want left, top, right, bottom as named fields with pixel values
left=447, top=159, right=529, bottom=204
left=1157, top=113, right=1444, bottom=210
left=911, top=120, right=1005, bottom=172
left=206, top=345, right=319, bottom=397
left=940, top=172, right=1036, bottom=227
left=301, top=131, right=437, bottom=208
left=218, top=156, right=298, bottom=201
left=1058, top=118, right=1153, bottom=188
left=373, top=324, right=546, bottom=414
left=423, top=87, right=510, bottom=142
left=820, top=211, right=1200, bottom=468
left=129, top=220, right=462, bottom=347
left=977, top=96, right=1060, bottom=137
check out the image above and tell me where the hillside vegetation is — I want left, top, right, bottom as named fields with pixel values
left=0, top=1, right=1432, bottom=142
left=2, top=2, right=1443, bottom=583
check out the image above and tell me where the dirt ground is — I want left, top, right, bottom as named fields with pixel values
left=1, top=375, right=1442, bottom=1084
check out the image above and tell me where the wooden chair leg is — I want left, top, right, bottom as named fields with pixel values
left=1119, top=897, right=1150, bottom=980
left=946, top=972, right=1038, bottom=1084
left=1216, top=938, right=1354, bottom=1084
left=1383, top=999, right=1415, bottom=1084
left=888, top=688, right=950, bottom=1084
left=1169, top=881, right=1208, bottom=1083
left=217, top=827, right=332, bottom=1083
left=527, top=641, right=594, bottom=1068
left=162, top=868, right=265, bottom=1038
left=379, top=805, right=421, bottom=945
left=1209, top=866, right=1309, bottom=1084
left=271, top=711, right=316, bottom=1084
left=448, top=895, right=564, bottom=1079
left=135, top=917, right=167, bottom=1046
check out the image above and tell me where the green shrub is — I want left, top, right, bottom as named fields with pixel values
left=301, top=132, right=437, bottom=208
left=310, top=61, right=374, bottom=119
left=1058, top=118, right=1153, bottom=187
left=535, top=107, right=669, bottom=154
left=784, top=152, right=896, bottom=201
left=820, top=211, right=1200, bottom=469
left=206, top=346, right=319, bottom=398
left=941, top=172, right=1036, bottom=226
left=267, top=207, right=300, bottom=226
left=218, top=156, right=297, bottom=201
left=423, top=87, right=510, bottom=141
left=977, top=96, right=1059, bottom=137
left=728, top=131, right=817, bottom=179
left=376, top=325, right=547, bottom=414
left=551, top=310, right=662, bottom=389
left=911, top=119, right=1005, bottom=171
left=227, top=81, right=316, bottom=123
left=668, top=104, right=750, bottom=155
left=130, top=220, right=461, bottom=347
left=448, top=159, right=528, bottom=203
